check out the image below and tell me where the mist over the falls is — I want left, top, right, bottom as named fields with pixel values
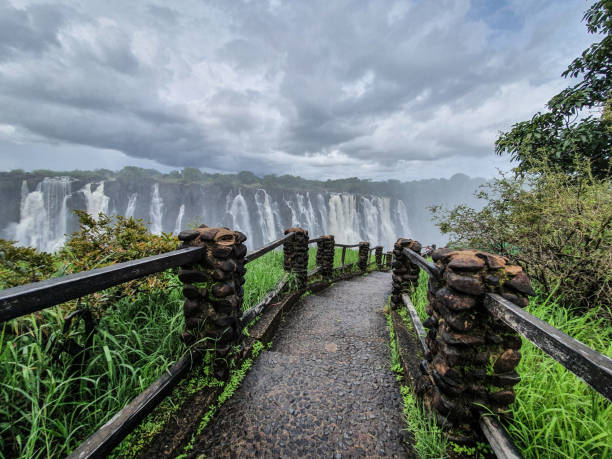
left=0, top=171, right=486, bottom=252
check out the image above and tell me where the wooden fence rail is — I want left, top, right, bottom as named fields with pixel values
left=0, top=246, right=204, bottom=323
left=485, top=293, right=612, bottom=401
left=245, top=233, right=295, bottom=263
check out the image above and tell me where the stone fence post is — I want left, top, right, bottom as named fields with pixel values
left=422, top=248, right=535, bottom=440
left=358, top=242, right=370, bottom=271
left=316, top=235, right=334, bottom=280
left=375, top=246, right=383, bottom=270
left=391, top=238, right=421, bottom=310
left=284, top=227, right=309, bottom=290
left=385, top=251, right=393, bottom=269
left=177, top=225, right=247, bottom=380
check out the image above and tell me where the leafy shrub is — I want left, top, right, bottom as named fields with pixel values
left=59, top=211, right=177, bottom=315
left=432, top=165, right=611, bottom=311
left=0, top=240, right=55, bottom=289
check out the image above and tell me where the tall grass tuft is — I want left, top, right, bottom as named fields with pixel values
left=0, top=250, right=287, bottom=458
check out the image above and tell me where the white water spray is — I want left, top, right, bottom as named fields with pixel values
left=82, top=182, right=110, bottom=220
left=125, top=193, right=137, bottom=219
left=149, top=183, right=164, bottom=235
left=228, top=191, right=254, bottom=237
left=254, top=189, right=278, bottom=243
left=173, top=204, right=185, bottom=234
left=10, top=177, right=72, bottom=252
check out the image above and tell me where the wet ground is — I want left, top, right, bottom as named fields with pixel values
left=188, top=271, right=414, bottom=458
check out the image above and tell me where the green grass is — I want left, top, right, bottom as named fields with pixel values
left=0, top=250, right=286, bottom=459
left=385, top=303, right=447, bottom=458
left=333, top=247, right=359, bottom=267
left=242, top=248, right=286, bottom=311
left=410, top=269, right=612, bottom=458
left=306, top=246, right=359, bottom=271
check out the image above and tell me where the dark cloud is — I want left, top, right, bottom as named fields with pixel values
left=0, top=0, right=597, bottom=179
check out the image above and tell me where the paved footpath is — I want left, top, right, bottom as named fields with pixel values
left=188, top=271, right=414, bottom=458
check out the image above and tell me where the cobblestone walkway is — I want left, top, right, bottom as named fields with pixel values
left=189, top=271, right=414, bottom=457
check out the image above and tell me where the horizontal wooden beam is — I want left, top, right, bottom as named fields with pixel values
left=402, top=248, right=441, bottom=278
left=334, top=243, right=360, bottom=248
left=68, top=349, right=204, bottom=459
left=401, top=294, right=429, bottom=355
left=308, top=237, right=324, bottom=244
left=0, top=247, right=205, bottom=323
left=244, top=233, right=295, bottom=264
left=485, top=293, right=612, bottom=402
left=479, top=415, right=523, bottom=459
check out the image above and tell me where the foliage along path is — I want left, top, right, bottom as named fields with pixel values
left=185, top=271, right=414, bottom=457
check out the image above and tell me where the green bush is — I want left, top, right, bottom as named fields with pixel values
left=432, top=165, right=611, bottom=311
left=0, top=240, right=55, bottom=289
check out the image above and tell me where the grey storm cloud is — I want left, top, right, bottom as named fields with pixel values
left=0, top=0, right=597, bottom=178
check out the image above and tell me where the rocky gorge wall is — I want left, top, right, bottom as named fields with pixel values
left=0, top=172, right=485, bottom=252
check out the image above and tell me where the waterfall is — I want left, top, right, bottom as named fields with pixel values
left=316, top=193, right=329, bottom=235
left=296, top=193, right=317, bottom=236
left=375, top=197, right=396, bottom=248
left=173, top=204, right=185, bottom=234
left=10, top=177, right=72, bottom=252
left=2, top=175, right=416, bottom=251
left=125, top=193, right=138, bottom=218
left=361, top=196, right=381, bottom=244
left=396, top=200, right=412, bottom=237
left=82, top=182, right=109, bottom=220
left=328, top=193, right=360, bottom=244
left=227, top=191, right=254, bottom=239
left=285, top=199, right=299, bottom=227
left=19, top=180, right=29, bottom=215
left=254, top=189, right=278, bottom=243
left=149, top=183, right=164, bottom=235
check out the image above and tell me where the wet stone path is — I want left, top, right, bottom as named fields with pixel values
left=189, top=271, right=414, bottom=458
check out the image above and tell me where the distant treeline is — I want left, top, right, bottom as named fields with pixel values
left=1, top=166, right=484, bottom=200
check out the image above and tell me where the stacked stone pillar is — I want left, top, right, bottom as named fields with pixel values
left=316, top=235, right=334, bottom=280
left=177, top=225, right=247, bottom=380
left=283, top=227, right=309, bottom=289
left=391, top=238, right=422, bottom=310
left=358, top=242, right=370, bottom=271
left=422, top=248, right=534, bottom=440
left=375, top=246, right=383, bottom=270
left=385, top=251, right=393, bottom=269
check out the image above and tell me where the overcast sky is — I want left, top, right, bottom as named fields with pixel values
left=0, top=0, right=598, bottom=180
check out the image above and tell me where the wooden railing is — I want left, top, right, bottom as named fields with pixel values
left=0, top=226, right=387, bottom=458
left=391, top=241, right=612, bottom=459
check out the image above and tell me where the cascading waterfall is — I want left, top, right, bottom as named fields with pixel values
left=396, top=200, right=412, bottom=236
left=254, top=189, right=278, bottom=244
left=3, top=175, right=417, bottom=251
left=125, top=193, right=138, bottom=219
left=361, top=196, right=381, bottom=244
left=296, top=193, right=318, bottom=236
left=19, top=180, right=28, bottom=216
left=227, top=191, right=254, bottom=238
left=173, top=204, right=185, bottom=234
left=10, top=177, right=72, bottom=252
left=82, top=182, right=110, bottom=220
left=375, top=196, right=397, bottom=248
left=316, top=193, right=329, bottom=235
left=328, top=194, right=360, bottom=244
left=149, top=183, right=164, bottom=235
left=285, top=199, right=299, bottom=227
